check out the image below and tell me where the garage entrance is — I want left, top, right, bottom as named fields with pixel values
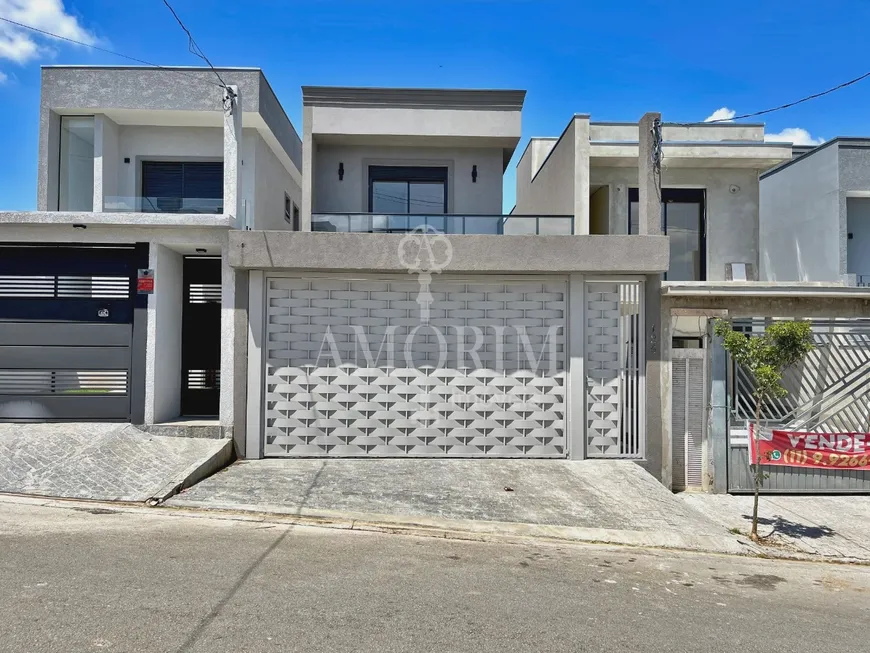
left=262, top=274, right=568, bottom=457
left=0, top=245, right=141, bottom=421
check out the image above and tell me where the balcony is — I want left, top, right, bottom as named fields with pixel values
left=311, top=214, right=574, bottom=235
left=103, top=196, right=223, bottom=214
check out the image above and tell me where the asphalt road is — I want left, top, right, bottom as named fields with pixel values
left=1, top=498, right=868, bottom=653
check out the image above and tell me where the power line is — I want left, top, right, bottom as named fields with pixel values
left=159, top=0, right=233, bottom=98
left=702, top=69, right=870, bottom=124
left=0, top=15, right=223, bottom=89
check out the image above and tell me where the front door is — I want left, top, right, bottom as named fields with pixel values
left=180, top=257, right=221, bottom=417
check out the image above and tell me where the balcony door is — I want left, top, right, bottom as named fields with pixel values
left=141, top=161, right=223, bottom=214
left=368, top=166, right=447, bottom=232
left=629, top=188, right=706, bottom=281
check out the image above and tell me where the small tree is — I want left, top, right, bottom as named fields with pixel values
left=713, top=319, right=814, bottom=541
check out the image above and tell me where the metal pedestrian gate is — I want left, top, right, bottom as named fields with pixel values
left=0, top=245, right=137, bottom=421
left=672, top=349, right=706, bottom=490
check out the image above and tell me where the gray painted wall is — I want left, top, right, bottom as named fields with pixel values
left=514, top=120, right=575, bottom=216
left=759, top=143, right=841, bottom=281
left=847, top=197, right=870, bottom=277
left=592, top=167, right=761, bottom=281
left=254, top=131, right=301, bottom=230
left=313, top=144, right=504, bottom=215
left=38, top=67, right=301, bottom=211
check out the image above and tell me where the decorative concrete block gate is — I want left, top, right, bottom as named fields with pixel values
left=247, top=273, right=647, bottom=460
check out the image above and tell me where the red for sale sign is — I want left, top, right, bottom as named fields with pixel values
left=749, top=424, right=870, bottom=470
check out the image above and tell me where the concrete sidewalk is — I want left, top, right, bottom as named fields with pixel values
left=0, top=423, right=232, bottom=502
left=168, top=459, right=752, bottom=555
left=682, top=494, right=870, bottom=562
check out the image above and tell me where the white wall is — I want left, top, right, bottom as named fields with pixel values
left=513, top=121, right=576, bottom=216
left=253, top=131, right=301, bottom=230
left=313, top=144, right=503, bottom=214
left=94, top=115, right=119, bottom=209
left=847, top=197, right=870, bottom=278
left=114, top=126, right=224, bottom=200
left=591, top=166, right=761, bottom=281
left=145, top=244, right=183, bottom=424
left=759, top=145, right=841, bottom=281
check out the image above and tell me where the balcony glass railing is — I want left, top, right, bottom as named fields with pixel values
left=311, top=214, right=574, bottom=235
left=103, top=196, right=223, bottom=214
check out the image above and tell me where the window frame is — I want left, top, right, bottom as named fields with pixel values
left=284, top=193, right=300, bottom=230
left=368, top=166, right=449, bottom=214
left=628, top=187, right=707, bottom=281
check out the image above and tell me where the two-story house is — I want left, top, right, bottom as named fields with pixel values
left=230, top=87, right=671, bottom=478
left=0, top=65, right=302, bottom=436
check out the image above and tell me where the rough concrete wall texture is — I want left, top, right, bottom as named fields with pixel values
left=513, top=119, right=575, bottom=216
left=228, top=231, right=669, bottom=273
left=759, top=143, right=841, bottom=281
left=313, top=144, right=504, bottom=215
left=591, top=167, right=762, bottom=280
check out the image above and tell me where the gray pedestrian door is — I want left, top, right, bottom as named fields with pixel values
left=0, top=245, right=137, bottom=421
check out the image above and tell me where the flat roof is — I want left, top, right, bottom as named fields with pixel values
left=302, top=86, right=526, bottom=111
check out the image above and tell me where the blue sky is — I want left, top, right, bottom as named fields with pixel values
left=1, top=0, right=869, bottom=212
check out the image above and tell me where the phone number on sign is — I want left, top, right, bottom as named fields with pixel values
left=779, top=449, right=870, bottom=467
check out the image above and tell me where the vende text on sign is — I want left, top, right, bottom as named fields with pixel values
left=750, top=425, right=870, bottom=471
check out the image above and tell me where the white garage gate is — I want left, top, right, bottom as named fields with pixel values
left=260, top=274, right=567, bottom=457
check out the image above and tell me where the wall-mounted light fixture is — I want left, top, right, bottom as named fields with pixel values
left=195, top=248, right=207, bottom=254
left=338, top=162, right=344, bottom=181
left=72, top=224, right=87, bottom=230
left=124, top=157, right=130, bottom=164
left=471, top=165, right=478, bottom=183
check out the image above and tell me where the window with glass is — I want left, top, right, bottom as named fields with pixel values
left=58, top=116, right=95, bottom=211
left=628, top=188, right=705, bottom=281
left=368, top=166, right=448, bottom=232
left=141, top=161, right=223, bottom=213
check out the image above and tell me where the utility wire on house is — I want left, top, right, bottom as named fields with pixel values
left=699, top=69, right=870, bottom=124
left=159, top=0, right=235, bottom=101
left=0, top=16, right=224, bottom=89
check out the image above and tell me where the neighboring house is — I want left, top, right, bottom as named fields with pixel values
left=760, top=138, right=870, bottom=286
left=514, top=118, right=791, bottom=284
left=0, top=66, right=302, bottom=434
left=231, top=87, right=671, bottom=478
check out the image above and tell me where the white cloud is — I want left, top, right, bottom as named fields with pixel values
left=704, top=107, right=736, bottom=123
left=764, top=127, right=824, bottom=146
left=0, top=0, right=96, bottom=64
left=0, top=71, right=7, bottom=83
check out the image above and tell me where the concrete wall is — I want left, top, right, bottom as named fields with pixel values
left=254, top=131, right=301, bottom=230
left=591, top=167, right=761, bottom=281
left=114, top=125, right=224, bottom=200
left=145, top=245, right=183, bottom=423
left=229, top=231, right=670, bottom=274
left=589, top=123, right=765, bottom=143
left=38, top=67, right=302, bottom=211
left=514, top=120, right=575, bottom=217
left=847, top=197, right=870, bottom=277
left=759, top=143, right=841, bottom=281
left=312, top=144, right=504, bottom=215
